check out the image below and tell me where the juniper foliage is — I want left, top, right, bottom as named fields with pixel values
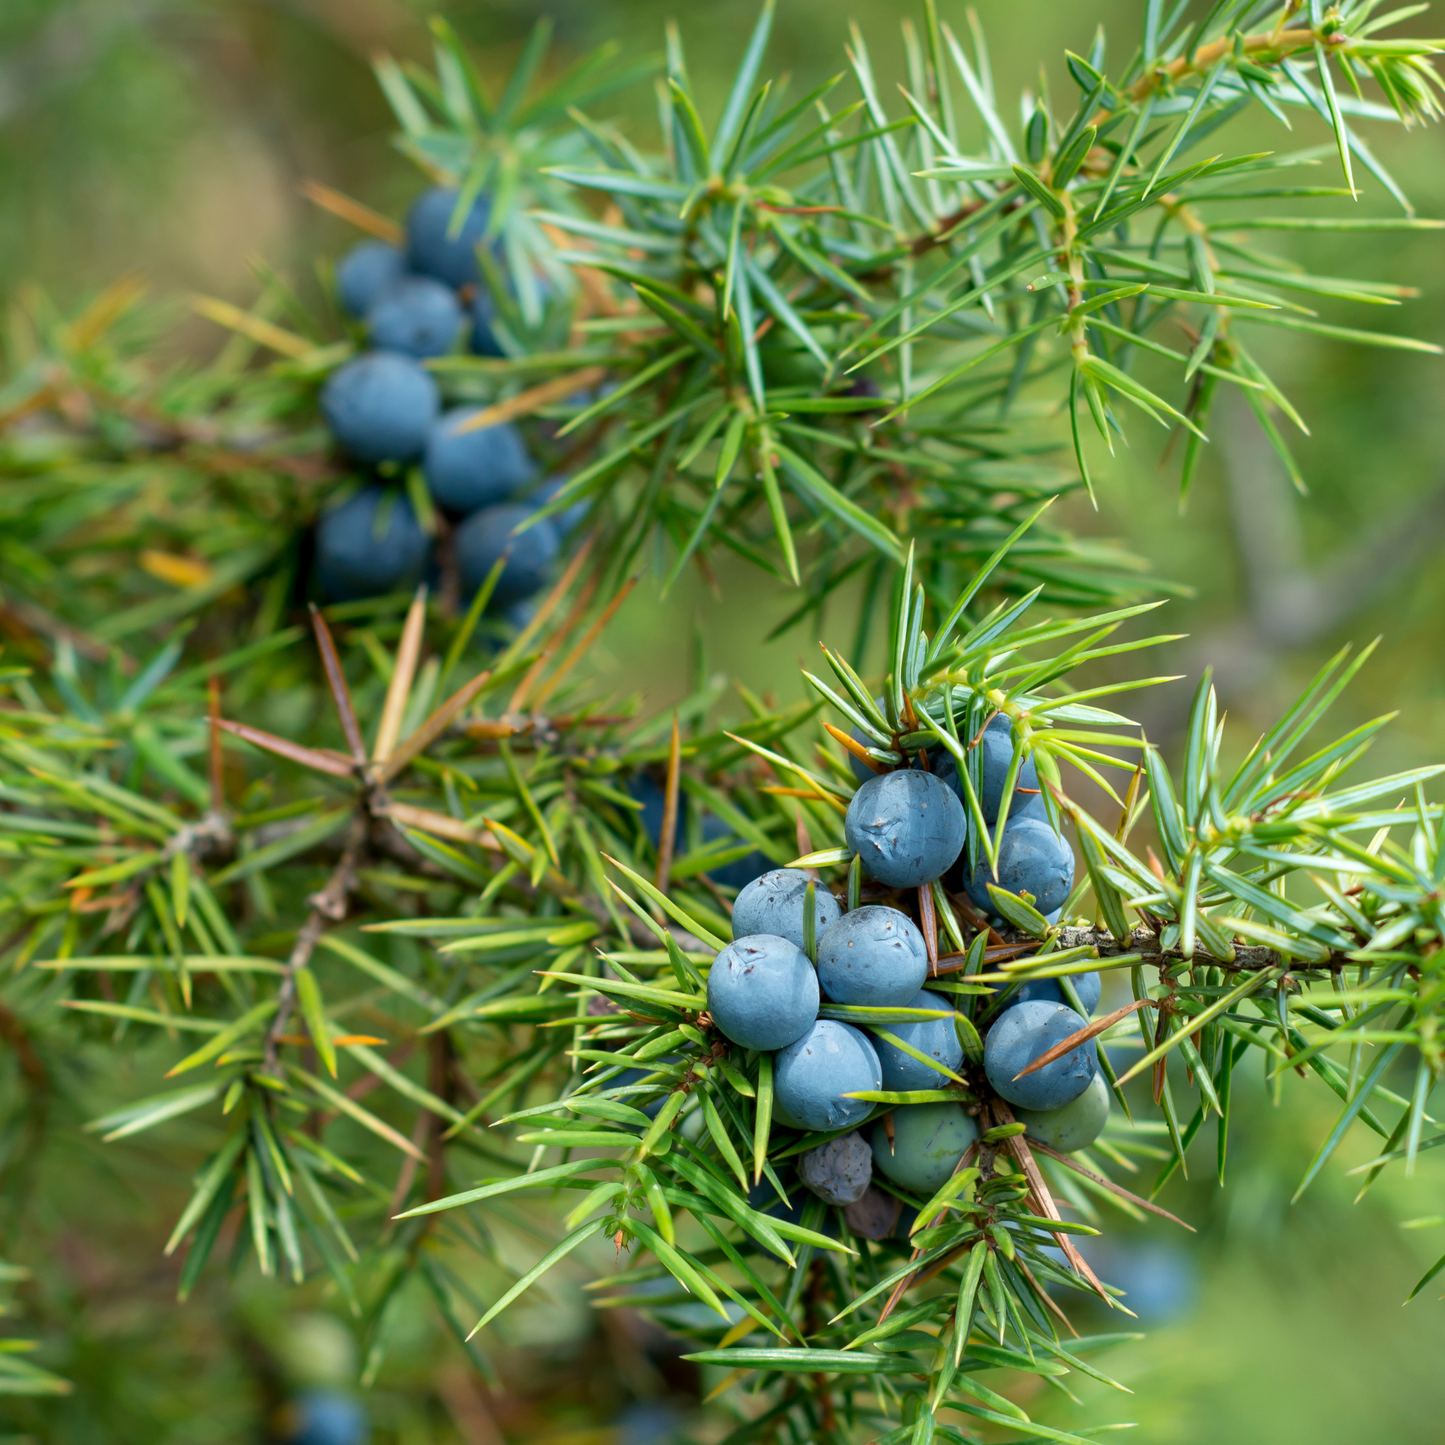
left=2, top=2, right=1445, bottom=1437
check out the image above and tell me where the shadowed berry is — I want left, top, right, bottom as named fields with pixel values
left=406, top=186, right=493, bottom=288
left=871, top=988, right=963, bottom=1090
left=966, top=815, right=1075, bottom=917
left=1014, top=1070, right=1110, bottom=1152
left=625, top=775, right=770, bottom=890
left=701, top=814, right=771, bottom=889
left=843, top=1184, right=905, bottom=1240
left=706, top=934, right=819, bottom=1051
left=773, top=1021, right=880, bottom=1133
left=847, top=696, right=892, bottom=783
left=798, top=1131, right=873, bottom=1205
left=732, top=870, right=843, bottom=953
left=422, top=409, right=535, bottom=515
left=816, top=906, right=928, bottom=1008
left=367, top=276, right=463, bottom=358
left=531, top=476, right=591, bottom=536
left=455, top=502, right=559, bottom=607
left=627, top=772, right=670, bottom=848
left=984, top=999, right=1097, bottom=1111
left=845, top=769, right=966, bottom=889
left=1003, top=970, right=1100, bottom=1017
left=870, top=1103, right=979, bottom=1194
left=336, top=241, right=406, bottom=319
left=320, top=352, right=439, bottom=465
left=471, top=288, right=505, bottom=357
left=314, top=486, right=428, bottom=602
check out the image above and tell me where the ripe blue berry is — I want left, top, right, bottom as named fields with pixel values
left=422, top=410, right=535, bottom=515
left=367, top=277, right=463, bottom=359
left=706, top=935, right=819, bottom=1051
left=314, top=486, right=428, bottom=602
left=984, top=999, right=1096, bottom=1111
left=320, top=352, right=439, bottom=465
left=966, top=815, right=1075, bottom=917
left=336, top=240, right=407, bottom=319
left=1014, top=1070, right=1110, bottom=1153
left=406, top=186, right=493, bottom=288
left=455, top=502, right=559, bottom=606
left=732, top=870, right=842, bottom=953
left=773, top=1021, right=880, bottom=1133
left=816, top=906, right=928, bottom=1008
left=871, top=988, right=963, bottom=1090
left=845, top=769, right=966, bottom=889
left=978, top=714, right=1042, bottom=824
left=870, top=1103, right=978, bottom=1194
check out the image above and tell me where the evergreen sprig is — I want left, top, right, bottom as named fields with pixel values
left=2, top=3, right=1445, bottom=1439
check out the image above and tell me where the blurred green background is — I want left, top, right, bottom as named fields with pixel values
left=5, top=1, right=1445, bottom=1441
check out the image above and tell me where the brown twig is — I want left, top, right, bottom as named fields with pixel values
left=263, top=816, right=367, bottom=1074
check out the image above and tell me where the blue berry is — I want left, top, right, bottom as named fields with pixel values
left=773, top=1021, right=880, bottom=1133
left=871, top=988, right=963, bottom=1090
left=531, top=476, right=591, bottom=536
left=732, top=870, right=842, bottom=953
left=870, top=1103, right=978, bottom=1194
left=816, top=906, right=928, bottom=1008
left=624, top=776, right=769, bottom=889
left=455, top=502, right=559, bottom=607
left=707, top=934, right=819, bottom=1051
left=747, top=1172, right=805, bottom=1225
left=1014, top=1071, right=1110, bottom=1153
left=701, top=814, right=770, bottom=890
left=1003, top=971, right=1100, bottom=1017
left=798, top=1131, right=873, bottom=1205
left=422, top=410, right=535, bottom=515
left=845, top=769, right=966, bottom=889
left=406, top=186, right=493, bottom=288
left=966, top=815, right=1075, bottom=917
left=320, top=352, right=439, bottom=465
left=847, top=696, right=892, bottom=783
left=336, top=240, right=407, bottom=319
left=471, top=288, right=505, bottom=357
left=627, top=772, right=670, bottom=847
left=283, top=1390, right=368, bottom=1445
left=984, top=999, right=1096, bottom=1111
left=314, top=486, right=428, bottom=602
left=367, top=277, right=463, bottom=359
left=978, top=714, right=1042, bottom=823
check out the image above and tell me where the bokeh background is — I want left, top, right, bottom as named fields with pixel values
left=5, top=1, right=1445, bottom=1441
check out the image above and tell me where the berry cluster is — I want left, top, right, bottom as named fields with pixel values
left=703, top=724, right=1108, bottom=1238
left=314, top=187, right=579, bottom=615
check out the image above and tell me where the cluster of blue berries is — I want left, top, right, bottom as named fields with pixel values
left=313, top=188, right=578, bottom=614
left=847, top=712, right=1075, bottom=920
left=700, top=718, right=1110, bottom=1231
